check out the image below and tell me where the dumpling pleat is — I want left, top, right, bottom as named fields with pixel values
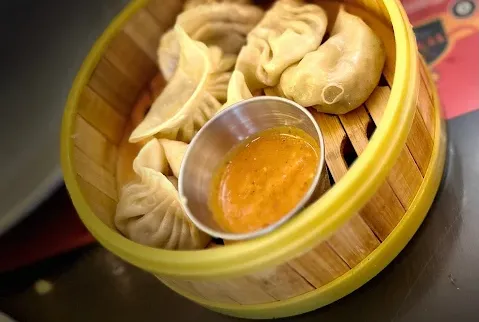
left=115, top=139, right=211, bottom=250
left=158, top=3, right=264, bottom=81
left=236, top=1, right=328, bottom=89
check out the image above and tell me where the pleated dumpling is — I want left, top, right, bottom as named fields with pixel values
left=222, top=70, right=253, bottom=110
left=130, top=26, right=221, bottom=143
left=158, top=3, right=264, bottom=81
left=236, top=0, right=328, bottom=90
left=205, top=47, right=238, bottom=103
left=277, top=6, right=386, bottom=114
left=115, top=139, right=211, bottom=250
left=157, top=30, right=180, bottom=81
left=159, top=33, right=236, bottom=103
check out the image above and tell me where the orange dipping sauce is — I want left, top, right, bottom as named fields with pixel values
left=209, top=126, right=320, bottom=234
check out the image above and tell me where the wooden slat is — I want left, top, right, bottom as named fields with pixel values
left=382, top=147, right=423, bottom=209
left=409, top=63, right=436, bottom=175
left=146, top=0, right=183, bottom=29
left=76, top=175, right=116, bottom=229
left=73, top=115, right=118, bottom=175
left=418, top=58, right=435, bottom=103
left=327, top=215, right=380, bottom=267
left=365, top=87, right=423, bottom=208
left=339, top=107, right=405, bottom=238
left=169, top=266, right=304, bottom=304
left=313, top=112, right=350, bottom=177
left=249, top=264, right=314, bottom=300
left=104, top=30, right=158, bottom=89
left=166, top=277, right=243, bottom=304
left=78, top=86, right=126, bottom=145
left=116, top=122, right=144, bottom=194
left=115, top=89, right=153, bottom=192
left=406, top=110, right=434, bottom=176
left=191, top=281, right=239, bottom=304
left=315, top=112, right=396, bottom=240
left=338, top=106, right=374, bottom=152
left=74, top=146, right=117, bottom=201
left=123, top=8, right=164, bottom=62
left=313, top=111, right=382, bottom=248
left=159, top=277, right=208, bottom=301
left=88, top=58, right=141, bottom=116
left=360, top=185, right=404, bottom=240
left=363, top=86, right=389, bottom=120
left=214, top=277, right=276, bottom=305
left=418, top=60, right=436, bottom=136
left=365, top=86, right=433, bottom=176
left=289, top=242, right=349, bottom=288
left=116, top=90, right=152, bottom=194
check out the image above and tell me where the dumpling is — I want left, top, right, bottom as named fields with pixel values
left=130, top=26, right=221, bottom=143
left=235, top=0, right=328, bottom=90
left=205, top=47, right=238, bottom=103
left=158, top=40, right=236, bottom=103
left=277, top=6, right=386, bottom=114
left=183, top=0, right=252, bottom=11
left=157, top=31, right=179, bottom=81
left=263, top=86, right=285, bottom=97
left=115, top=139, right=211, bottom=250
left=160, top=139, right=188, bottom=178
left=222, top=70, right=253, bottom=110
left=158, top=3, right=264, bottom=81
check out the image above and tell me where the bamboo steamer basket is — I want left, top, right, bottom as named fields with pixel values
left=60, top=0, right=446, bottom=319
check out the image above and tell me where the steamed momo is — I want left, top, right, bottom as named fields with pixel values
left=222, top=70, right=253, bottom=110
left=158, top=3, right=264, bottom=81
left=115, top=139, right=211, bottom=250
left=130, top=26, right=221, bottom=144
left=277, top=6, right=386, bottom=114
left=235, top=0, right=328, bottom=90
left=205, top=47, right=238, bottom=103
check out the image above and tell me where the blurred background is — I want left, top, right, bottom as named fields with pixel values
left=0, top=0, right=478, bottom=321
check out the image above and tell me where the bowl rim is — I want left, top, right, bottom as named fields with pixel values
left=179, top=96, right=327, bottom=241
left=60, top=0, right=419, bottom=279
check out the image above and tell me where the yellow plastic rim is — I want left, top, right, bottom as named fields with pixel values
left=160, top=58, right=447, bottom=319
left=61, top=0, right=419, bottom=279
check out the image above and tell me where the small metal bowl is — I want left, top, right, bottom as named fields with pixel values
left=179, top=97, right=329, bottom=241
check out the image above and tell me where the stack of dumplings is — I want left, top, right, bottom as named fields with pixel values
left=115, top=0, right=386, bottom=250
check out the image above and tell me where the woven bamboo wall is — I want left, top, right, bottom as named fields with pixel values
left=71, top=0, right=436, bottom=305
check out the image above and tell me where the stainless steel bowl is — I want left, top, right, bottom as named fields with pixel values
left=179, top=96, right=329, bottom=240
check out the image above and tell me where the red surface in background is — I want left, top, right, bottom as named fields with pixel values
left=403, top=0, right=479, bottom=119
left=435, top=31, right=479, bottom=118
left=0, top=188, right=94, bottom=273
left=402, top=0, right=451, bottom=22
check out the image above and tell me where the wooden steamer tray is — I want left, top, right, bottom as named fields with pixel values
left=60, top=0, right=446, bottom=318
